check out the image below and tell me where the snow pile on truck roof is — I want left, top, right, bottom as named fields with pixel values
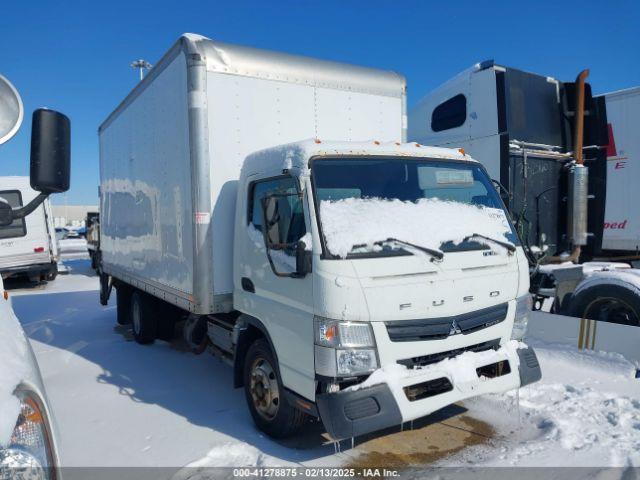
left=241, top=140, right=472, bottom=178
left=319, top=197, right=512, bottom=258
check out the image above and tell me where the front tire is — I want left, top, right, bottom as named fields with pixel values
left=243, top=339, right=306, bottom=438
left=130, top=290, right=157, bottom=344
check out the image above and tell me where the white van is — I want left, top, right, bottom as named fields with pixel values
left=0, top=176, right=59, bottom=282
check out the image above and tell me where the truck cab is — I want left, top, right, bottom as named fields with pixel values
left=231, top=139, right=540, bottom=439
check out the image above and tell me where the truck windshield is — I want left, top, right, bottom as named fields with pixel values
left=311, top=157, right=518, bottom=259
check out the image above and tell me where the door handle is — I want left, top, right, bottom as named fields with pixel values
left=241, top=277, right=255, bottom=293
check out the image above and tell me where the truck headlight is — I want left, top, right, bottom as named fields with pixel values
left=336, top=349, right=378, bottom=376
left=512, top=294, right=532, bottom=340
left=0, top=390, right=55, bottom=480
left=314, top=316, right=378, bottom=377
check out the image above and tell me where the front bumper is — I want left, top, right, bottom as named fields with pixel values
left=316, top=343, right=541, bottom=440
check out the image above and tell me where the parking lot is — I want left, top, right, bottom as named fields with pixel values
left=5, top=249, right=639, bottom=472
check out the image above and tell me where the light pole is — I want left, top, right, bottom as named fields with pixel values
left=130, top=59, right=152, bottom=81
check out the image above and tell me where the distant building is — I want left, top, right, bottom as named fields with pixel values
left=51, top=205, right=98, bottom=228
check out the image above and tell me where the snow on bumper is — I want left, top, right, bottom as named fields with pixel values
left=316, top=341, right=540, bottom=440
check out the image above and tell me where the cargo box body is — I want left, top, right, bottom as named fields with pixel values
left=99, top=34, right=405, bottom=314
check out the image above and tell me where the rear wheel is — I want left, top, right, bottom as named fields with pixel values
left=130, top=291, right=157, bottom=344
left=45, top=264, right=58, bottom=282
left=243, top=339, right=306, bottom=438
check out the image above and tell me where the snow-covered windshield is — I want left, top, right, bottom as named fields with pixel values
left=311, top=157, right=518, bottom=258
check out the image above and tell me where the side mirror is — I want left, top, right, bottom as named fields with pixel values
left=30, top=108, right=70, bottom=194
left=262, top=195, right=281, bottom=248
left=0, top=199, right=12, bottom=227
left=295, top=241, right=312, bottom=277
left=261, top=193, right=311, bottom=278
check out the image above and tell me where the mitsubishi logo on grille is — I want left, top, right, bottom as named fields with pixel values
left=449, top=319, right=462, bottom=336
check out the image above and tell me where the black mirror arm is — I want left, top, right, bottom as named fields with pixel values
left=10, top=193, right=48, bottom=220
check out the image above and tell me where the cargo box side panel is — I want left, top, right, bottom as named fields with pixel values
left=206, top=73, right=403, bottom=295
left=602, top=89, right=640, bottom=251
left=100, top=52, right=195, bottom=299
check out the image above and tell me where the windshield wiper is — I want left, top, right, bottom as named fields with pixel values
left=462, top=233, right=516, bottom=254
left=375, top=237, right=444, bottom=261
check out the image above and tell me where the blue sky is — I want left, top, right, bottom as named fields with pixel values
left=1, top=0, right=638, bottom=204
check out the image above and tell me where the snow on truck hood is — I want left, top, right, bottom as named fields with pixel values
left=240, top=139, right=473, bottom=178
left=321, top=197, right=512, bottom=258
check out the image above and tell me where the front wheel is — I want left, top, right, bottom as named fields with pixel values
left=568, top=283, right=640, bottom=326
left=243, top=339, right=306, bottom=438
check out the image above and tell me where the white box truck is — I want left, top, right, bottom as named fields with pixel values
left=598, top=87, right=640, bottom=253
left=0, top=176, right=59, bottom=282
left=98, top=34, right=540, bottom=440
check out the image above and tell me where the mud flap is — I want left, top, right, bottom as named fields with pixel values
left=99, top=273, right=112, bottom=306
left=517, top=346, right=542, bottom=387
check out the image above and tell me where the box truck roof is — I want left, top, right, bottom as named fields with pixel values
left=241, top=139, right=474, bottom=177
left=100, top=33, right=405, bottom=132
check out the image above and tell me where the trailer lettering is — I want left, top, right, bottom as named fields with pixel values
left=615, top=161, right=627, bottom=169
left=604, top=220, right=628, bottom=229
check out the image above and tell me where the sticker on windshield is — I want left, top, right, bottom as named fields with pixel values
left=435, top=170, right=474, bottom=185
left=486, top=208, right=511, bottom=229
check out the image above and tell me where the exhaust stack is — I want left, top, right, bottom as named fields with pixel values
left=567, top=69, right=590, bottom=248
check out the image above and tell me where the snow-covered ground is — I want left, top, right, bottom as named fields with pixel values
left=7, top=256, right=640, bottom=471
left=446, top=341, right=640, bottom=468
left=8, top=258, right=338, bottom=469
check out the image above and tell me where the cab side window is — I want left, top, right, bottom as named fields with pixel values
left=249, top=177, right=306, bottom=254
left=0, top=190, right=26, bottom=239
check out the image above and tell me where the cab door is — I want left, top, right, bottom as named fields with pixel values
left=235, top=174, right=315, bottom=400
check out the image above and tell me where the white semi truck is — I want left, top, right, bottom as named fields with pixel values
left=97, top=34, right=540, bottom=440
left=409, top=61, right=640, bottom=327
left=0, top=176, right=59, bottom=282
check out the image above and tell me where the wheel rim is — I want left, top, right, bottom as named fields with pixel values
left=132, top=298, right=141, bottom=335
left=584, top=296, right=639, bottom=326
left=249, top=357, right=280, bottom=421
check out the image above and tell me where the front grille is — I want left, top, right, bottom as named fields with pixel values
left=385, top=303, right=508, bottom=342
left=397, top=339, right=501, bottom=369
